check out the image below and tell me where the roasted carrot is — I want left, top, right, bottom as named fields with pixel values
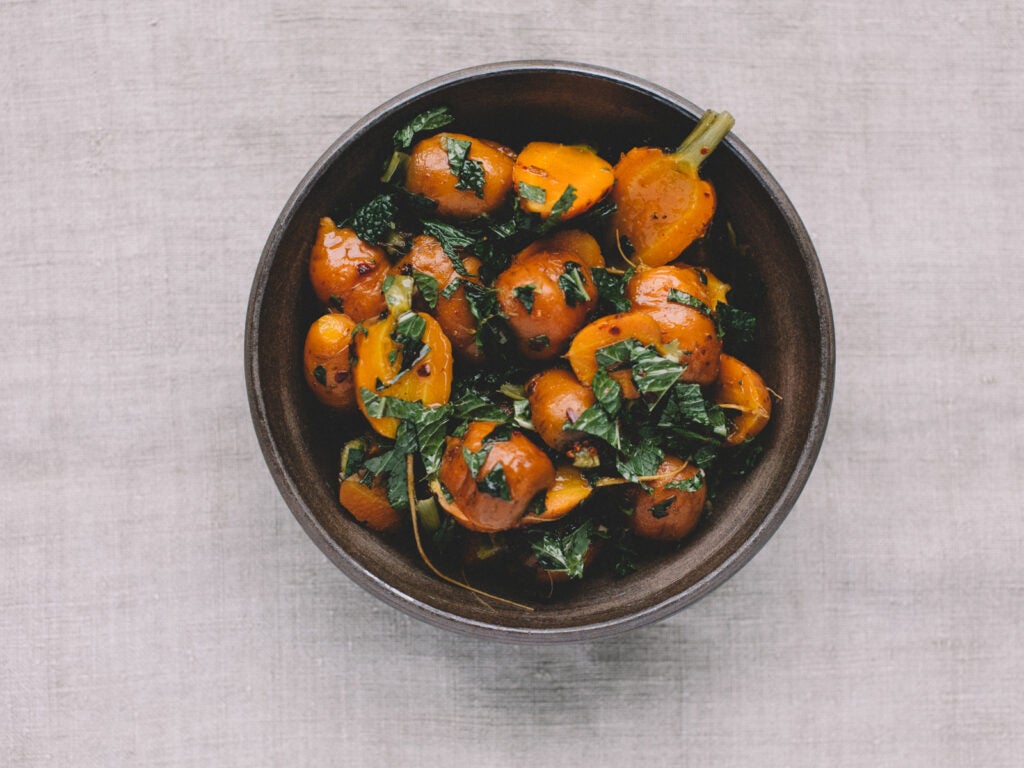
left=513, top=142, right=614, bottom=220
left=611, top=110, right=734, bottom=267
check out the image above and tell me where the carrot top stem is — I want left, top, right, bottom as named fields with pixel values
left=671, top=110, right=735, bottom=175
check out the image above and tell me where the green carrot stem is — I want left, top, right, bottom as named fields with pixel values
left=672, top=110, right=735, bottom=174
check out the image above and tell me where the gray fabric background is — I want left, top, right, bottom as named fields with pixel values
left=3, top=1, right=1023, bottom=765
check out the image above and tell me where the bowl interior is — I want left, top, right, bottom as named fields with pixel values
left=247, top=63, right=833, bottom=641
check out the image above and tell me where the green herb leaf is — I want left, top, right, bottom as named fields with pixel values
left=462, top=445, right=488, bottom=477
left=629, top=344, right=685, bottom=407
left=489, top=203, right=542, bottom=239
left=440, top=277, right=462, bottom=299
left=393, top=106, right=454, bottom=150
left=478, top=463, right=512, bottom=500
left=512, top=397, right=534, bottom=431
left=414, top=405, right=452, bottom=477
left=441, top=135, right=485, bottom=198
left=389, top=310, right=429, bottom=380
left=451, top=391, right=506, bottom=422
left=591, top=366, right=623, bottom=417
left=359, top=387, right=420, bottom=421
left=350, top=193, right=397, bottom=245
left=659, top=382, right=727, bottom=438
left=359, top=388, right=452, bottom=478
left=591, top=267, right=633, bottom=313
left=541, top=184, right=577, bottom=232
left=667, top=288, right=711, bottom=316
left=482, top=422, right=514, bottom=447
left=665, top=471, right=705, bottom=493
left=411, top=271, right=439, bottom=309
left=649, top=498, right=674, bottom=518
left=557, top=260, right=590, bottom=307
left=528, top=334, right=549, bottom=351
left=717, top=303, right=757, bottom=344
left=361, top=420, right=419, bottom=511
left=420, top=221, right=474, bottom=276
left=528, top=520, right=594, bottom=580
left=571, top=403, right=622, bottom=450
left=615, top=441, right=664, bottom=483
left=339, top=438, right=368, bottom=479
left=594, top=339, right=683, bottom=408
left=461, top=280, right=511, bottom=354
left=517, top=182, right=547, bottom=204
left=513, top=284, right=536, bottom=313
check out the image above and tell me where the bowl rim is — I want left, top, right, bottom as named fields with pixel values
left=245, top=59, right=836, bottom=642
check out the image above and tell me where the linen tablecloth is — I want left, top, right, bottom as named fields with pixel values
left=3, top=1, right=1022, bottom=764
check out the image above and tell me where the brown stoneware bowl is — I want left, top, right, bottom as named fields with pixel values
left=245, top=61, right=834, bottom=642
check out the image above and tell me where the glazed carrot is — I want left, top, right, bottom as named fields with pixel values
left=611, top=110, right=734, bottom=267
left=524, top=368, right=598, bottom=452
left=519, top=465, right=593, bottom=524
left=352, top=276, right=454, bottom=438
left=308, top=218, right=389, bottom=322
left=511, top=229, right=605, bottom=270
left=626, top=265, right=722, bottom=384
left=303, top=313, right=357, bottom=410
left=629, top=457, right=706, bottom=541
left=435, top=421, right=556, bottom=533
left=712, top=354, right=772, bottom=445
left=513, top=142, right=614, bottom=220
left=494, top=250, right=598, bottom=360
left=566, top=310, right=663, bottom=399
left=405, top=133, right=515, bottom=219
left=339, top=472, right=403, bottom=532
left=394, top=234, right=486, bottom=362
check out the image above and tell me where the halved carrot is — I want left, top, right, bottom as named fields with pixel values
left=514, top=142, right=614, bottom=220
left=566, top=310, right=664, bottom=399
left=339, top=473, right=402, bottom=532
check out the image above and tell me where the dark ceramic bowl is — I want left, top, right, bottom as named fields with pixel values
left=245, top=61, right=834, bottom=642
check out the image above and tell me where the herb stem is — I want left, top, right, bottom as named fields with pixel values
left=406, top=455, right=534, bottom=612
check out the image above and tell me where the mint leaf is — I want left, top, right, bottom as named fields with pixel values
left=665, top=471, right=705, bottom=493
left=528, top=520, right=594, bottom=580
left=420, top=221, right=474, bottom=276
left=513, top=284, right=536, bottom=313
left=629, top=345, right=685, bottom=407
left=571, top=403, right=622, bottom=450
left=517, top=182, right=547, bottom=204
left=540, top=184, right=577, bottom=232
left=667, top=288, right=711, bottom=316
left=359, top=388, right=452, bottom=478
left=462, top=445, right=488, bottom=477
left=557, top=261, right=590, bottom=307
left=649, top=498, right=674, bottom=518
left=441, top=135, right=485, bottom=198
left=478, top=463, right=512, bottom=500
left=411, top=271, right=439, bottom=309
left=615, top=441, right=664, bottom=482
left=717, top=303, right=756, bottom=344
left=362, top=420, right=419, bottom=511
left=591, top=367, right=623, bottom=417
left=451, top=391, right=506, bottom=422
left=393, top=106, right=454, bottom=150
left=591, top=267, right=633, bottom=313
left=351, top=193, right=397, bottom=245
